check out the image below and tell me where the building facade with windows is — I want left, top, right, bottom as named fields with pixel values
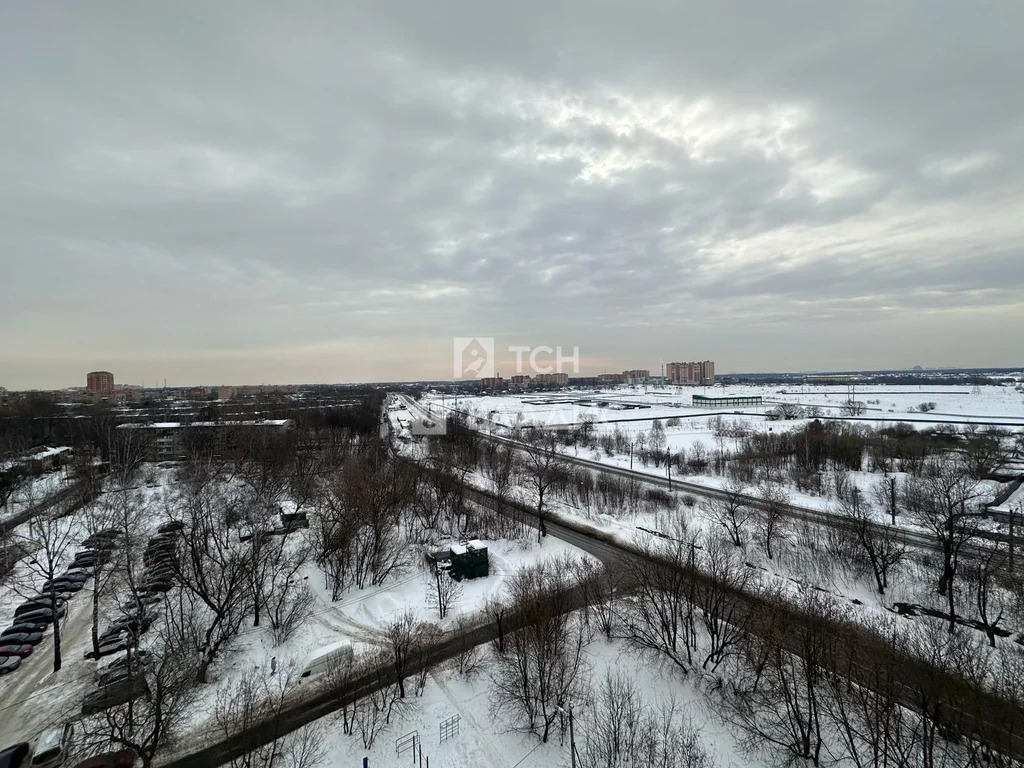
left=666, top=360, right=715, bottom=385
left=86, top=371, right=115, bottom=395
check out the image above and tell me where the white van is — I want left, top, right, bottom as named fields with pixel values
left=298, top=640, right=353, bottom=682
left=31, top=723, right=73, bottom=768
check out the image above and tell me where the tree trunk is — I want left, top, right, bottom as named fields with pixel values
left=91, top=575, right=101, bottom=657
left=52, top=605, right=63, bottom=673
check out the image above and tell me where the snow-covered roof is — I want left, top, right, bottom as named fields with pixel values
left=118, top=419, right=292, bottom=430
left=450, top=543, right=468, bottom=556
left=467, top=539, right=486, bottom=550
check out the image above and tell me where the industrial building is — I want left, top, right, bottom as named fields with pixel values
left=691, top=394, right=762, bottom=408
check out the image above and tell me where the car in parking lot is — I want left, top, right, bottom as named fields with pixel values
left=157, top=520, right=184, bottom=534
left=29, top=723, right=74, bottom=768
left=84, top=639, right=130, bottom=660
left=99, top=650, right=152, bottom=676
left=11, top=608, right=63, bottom=625
left=63, top=566, right=93, bottom=578
left=0, top=656, right=22, bottom=676
left=106, top=615, right=153, bottom=637
left=1, top=622, right=47, bottom=637
left=14, top=599, right=66, bottom=618
left=40, top=580, right=84, bottom=595
left=0, top=742, right=29, bottom=768
left=53, top=570, right=89, bottom=583
left=0, top=633, right=42, bottom=647
left=0, top=645, right=33, bottom=659
left=71, top=749, right=136, bottom=768
left=81, top=677, right=148, bottom=715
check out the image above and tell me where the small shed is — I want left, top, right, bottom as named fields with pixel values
left=430, top=540, right=489, bottom=581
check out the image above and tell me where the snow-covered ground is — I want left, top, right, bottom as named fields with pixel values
left=313, top=636, right=752, bottom=768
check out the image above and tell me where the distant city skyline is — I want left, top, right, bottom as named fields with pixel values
left=2, top=4, right=1022, bottom=391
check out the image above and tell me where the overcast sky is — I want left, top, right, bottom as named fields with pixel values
left=2, top=2, right=1022, bottom=389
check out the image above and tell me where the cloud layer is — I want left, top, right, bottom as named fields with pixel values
left=2, top=2, right=1022, bottom=387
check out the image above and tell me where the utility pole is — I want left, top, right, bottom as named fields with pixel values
left=889, top=476, right=897, bottom=526
left=667, top=460, right=672, bottom=491
left=568, top=703, right=577, bottom=768
left=1009, top=503, right=1018, bottom=573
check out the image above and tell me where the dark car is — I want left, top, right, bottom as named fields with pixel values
left=0, top=645, right=32, bottom=659
left=0, top=656, right=22, bottom=676
left=107, top=615, right=153, bottom=637
left=140, top=581, right=172, bottom=596
left=81, top=532, right=119, bottom=549
left=71, top=750, right=136, bottom=768
left=81, top=677, right=148, bottom=714
left=100, top=650, right=152, bottom=675
left=0, top=633, right=42, bottom=646
left=1, top=622, right=47, bottom=636
left=156, top=520, right=184, bottom=534
left=0, top=742, right=30, bottom=768
left=9, top=608, right=60, bottom=626
left=14, top=599, right=66, bottom=617
left=84, top=638, right=131, bottom=660
left=40, top=580, right=84, bottom=594
left=55, top=571, right=89, bottom=583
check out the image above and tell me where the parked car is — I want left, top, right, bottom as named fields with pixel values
left=96, top=665, right=135, bottom=688
left=156, top=520, right=184, bottom=533
left=81, top=677, right=148, bottom=715
left=0, top=633, right=42, bottom=647
left=29, top=724, right=73, bottom=768
left=71, top=750, right=135, bottom=768
left=15, top=599, right=66, bottom=617
left=80, top=533, right=118, bottom=549
left=106, top=615, right=152, bottom=637
left=63, top=566, right=92, bottom=578
left=0, top=656, right=22, bottom=675
left=0, top=645, right=32, bottom=659
left=83, top=639, right=129, bottom=660
left=0, top=743, right=29, bottom=768
left=12, top=607, right=63, bottom=625
left=54, top=571, right=89, bottom=584
left=40, top=580, right=84, bottom=595
left=1, top=622, right=47, bottom=637
left=99, top=650, right=151, bottom=675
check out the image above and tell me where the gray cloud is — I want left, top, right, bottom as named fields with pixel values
left=1, top=1, right=1022, bottom=387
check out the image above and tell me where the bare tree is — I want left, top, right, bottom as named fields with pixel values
left=424, top=565, right=462, bottom=620
left=169, top=482, right=255, bottom=682
left=696, top=538, right=752, bottom=673
left=703, top=479, right=750, bottom=547
left=619, top=537, right=699, bottom=674
left=489, top=561, right=588, bottom=743
left=14, top=501, right=77, bottom=672
left=520, top=429, right=569, bottom=540
left=754, top=481, right=789, bottom=561
left=452, top=615, right=484, bottom=676
left=384, top=610, right=435, bottom=699
left=87, top=629, right=201, bottom=768
left=723, top=595, right=835, bottom=767
left=904, top=456, right=986, bottom=632
left=214, top=667, right=327, bottom=768
left=841, top=490, right=907, bottom=595
left=971, top=549, right=1011, bottom=647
